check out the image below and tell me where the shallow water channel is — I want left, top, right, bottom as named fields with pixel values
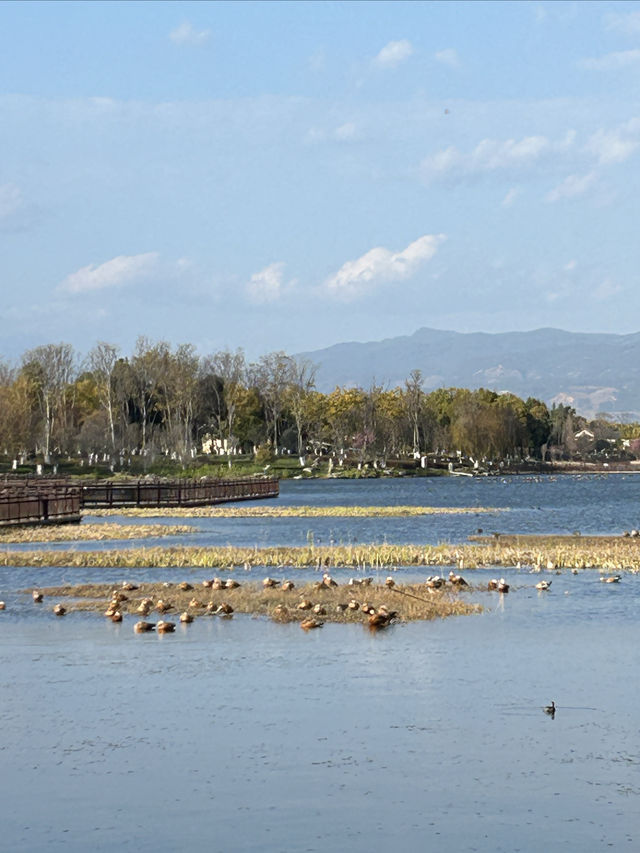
left=1, top=475, right=640, bottom=851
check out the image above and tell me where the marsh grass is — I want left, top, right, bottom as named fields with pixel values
left=85, top=504, right=502, bottom=519
left=4, top=535, right=640, bottom=571
left=35, top=580, right=479, bottom=624
left=0, top=522, right=194, bottom=544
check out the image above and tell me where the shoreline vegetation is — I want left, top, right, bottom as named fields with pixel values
left=85, top=504, right=503, bottom=519
left=31, top=580, right=480, bottom=624
left=3, top=535, right=640, bottom=571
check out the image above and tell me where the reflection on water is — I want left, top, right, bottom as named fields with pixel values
left=1, top=476, right=640, bottom=851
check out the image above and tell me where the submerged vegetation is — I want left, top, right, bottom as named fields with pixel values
left=4, top=536, right=640, bottom=572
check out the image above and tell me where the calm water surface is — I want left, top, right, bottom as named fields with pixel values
left=1, top=476, right=639, bottom=851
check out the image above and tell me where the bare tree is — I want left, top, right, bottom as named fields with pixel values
left=21, top=343, right=76, bottom=463
left=88, top=341, right=120, bottom=454
left=251, top=351, right=295, bottom=453
left=284, top=356, right=317, bottom=459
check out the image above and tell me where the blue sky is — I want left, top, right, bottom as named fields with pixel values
left=2, top=0, right=640, bottom=361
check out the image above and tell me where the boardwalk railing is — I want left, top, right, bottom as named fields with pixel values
left=0, top=476, right=278, bottom=525
left=0, top=482, right=82, bottom=526
left=81, top=476, right=279, bottom=509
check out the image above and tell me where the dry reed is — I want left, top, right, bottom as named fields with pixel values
left=3, top=536, right=640, bottom=572
left=0, top=522, right=193, bottom=544
left=85, top=504, right=502, bottom=519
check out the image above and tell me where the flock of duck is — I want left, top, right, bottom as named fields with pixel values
left=7, top=565, right=624, bottom=633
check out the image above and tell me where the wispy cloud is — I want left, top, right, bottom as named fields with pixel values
left=246, top=262, right=294, bottom=303
left=501, top=187, right=520, bottom=208
left=592, top=277, right=623, bottom=302
left=604, top=11, right=640, bottom=37
left=59, top=253, right=159, bottom=294
left=169, top=21, right=211, bottom=46
left=0, top=183, right=39, bottom=232
left=323, top=234, right=445, bottom=302
left=546, top=172, right=597, bottom=203
left=579, top=49, right=640, bottom=71
left=305, top=121, right=359, bottom=144
left=421, top=132, right=574, bottom=183
left=434, top=48, right=460, bottom=68
left=373, top=39, right=414, bottom=69
left=585, top=125, right=639, bottom=165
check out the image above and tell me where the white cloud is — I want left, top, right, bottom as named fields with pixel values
left=421, top=134, right=562, bottom=182
left=59, top=253, right=159, bottom=294
left=334, top=122, right=357, bottom=141
left=170, top=21, right=211, bottom=46
left=546, top=171, right=597, bottom=203
left=501, top=187, right=520, bottom=208
left=579, top=50, right=640, bottom=71
left=592, top=277, right=623, bottom=302
left=324, top=234, right=445, bottom=301
left=373, top=39, right=414, bottom=69
left=305, top=121, right=359, bottom=144
left=246, top=262, right=288, bottom=303
left=604, top=11, right=640, bottom=36
left=585, top=127, right=639, bottom=165
left=0, top=183, right=31, bottom=230
left=434, top=48, right=460, bottom=68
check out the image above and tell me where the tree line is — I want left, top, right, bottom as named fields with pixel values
left=0, top=338, right=633, bottom=469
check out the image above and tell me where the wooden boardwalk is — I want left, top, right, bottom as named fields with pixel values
left=0, top=476, right=279, bottom=526
left=81, top=476, right=279, bottom=509
left=0, top=481, right=82, bottom=527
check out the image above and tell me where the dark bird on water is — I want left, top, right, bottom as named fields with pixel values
left=544, top=701, right=556, bottom=718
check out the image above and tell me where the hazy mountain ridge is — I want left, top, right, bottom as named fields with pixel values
left=298, top=328, right=640, bottom=420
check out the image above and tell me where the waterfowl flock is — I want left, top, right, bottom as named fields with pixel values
left=12, top=560, right=634, bottom=632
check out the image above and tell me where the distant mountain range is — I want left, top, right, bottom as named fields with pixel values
left=297, top=328, right=640, bottom=420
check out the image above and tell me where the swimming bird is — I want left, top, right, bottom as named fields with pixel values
left=544, top=701, right=556, bottom=717
left=488, top=579, right=499, bottom=591
left=497, top=578, right=510, bottom=593
left=216, top=602, right=234, bottom=616
left=179, top=612, right=194, bottom=623
left=536, top=580, right=551, bottom=590
left=134, top=620, right=155, bottom=633
left=600, top=575, right=621, bottom=583
left=32, top=589, right=43, bottom=603
left=110, top=611, right=123, bottom=623
left=0, top=601, right=5, bottom=610
left=449, top=571, right=468, bottom=587
left=53, top=603, right=66, bottom=616
left=156, top=620, right=176, bottom=633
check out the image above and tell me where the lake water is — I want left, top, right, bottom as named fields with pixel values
left=1, top=475, right=639, bottom=851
